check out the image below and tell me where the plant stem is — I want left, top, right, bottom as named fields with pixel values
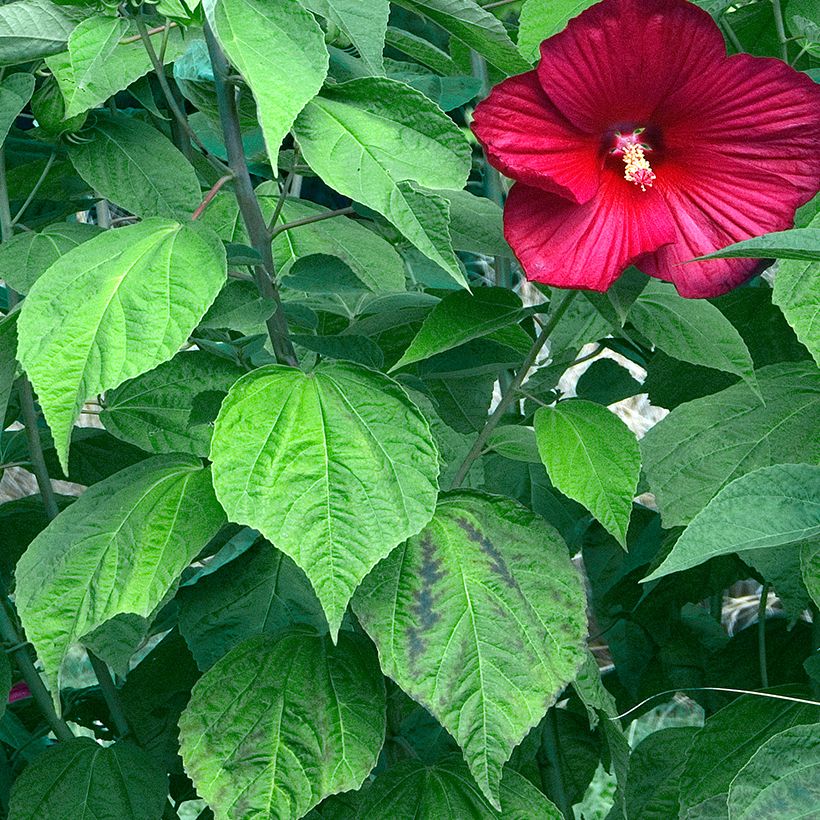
left=87, top=653, right=131, bottom=738
left=270, top=206, right=355, bottom=239
left=204, top=23, right=298, bottom=367
left=192, top=174, right=234, bottom=220
left=449, top=290, right=577, bottom=488
left=771, top=0, right=789, bottom=61
left=758, top=583, right=770, bottom=688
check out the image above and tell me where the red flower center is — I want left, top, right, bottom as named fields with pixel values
left=606, top=128, right=657, bottom=191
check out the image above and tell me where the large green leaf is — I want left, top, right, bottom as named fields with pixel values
left=641, top=362, right=820, bottom=527
left=178, top=538, right=325, bottom=669
left=350, top=757, right=561, bottom=818
left=353, top=491, right=587, bottom=808
left=7, top=738, right=168, bottom=820
left=258, top=189, right=406, bottom=291
left=293, top=77, right=471, bottom=286
left=301, top=0, right=388, bottom=74
left=101, top=350, right=245, bottom=457
left=0, top=0, right=82, bottom=66
left=645, top=464, right=820, bottom=581
left=0, top=222, right=101, bottom=294
left=534, top=400, right=640, bottom=547
left=68, top=114, right=201, bottom=219
left=204, top=0, right=328, bottom=168
left=46, top=16, right=187, bottom=118
left=802, top=541, right=820, bottom=608
left=179, top=627, right=385, bottom=820
left=728, top=723, right=820, bottom=819
left=15, top=455, right=225, bottom=699
left=443, top=189, right=509, bottom=257
left=629, top=280, right=758, bottom=394
left=0, top=312, right=18, bottom=434
left=678, top=693, right=819, bottom=818
left=393, top=0, right=529, bottom=75
left=773, top=219, right=820, bottom=364
left=697, top=227, right=820, bottom=261
left=0, top=73, right=34, bottom=145
left=391, top=287, right=525, bottom=371
left=518, top=0, right=597, bottom=62
left=384, top=27, right=461, bottom=75
left=209, top=362, right=439, bottom=636
left=17, top=219, right=226, bottom=471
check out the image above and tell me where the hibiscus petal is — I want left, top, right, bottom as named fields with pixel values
left=504, top=171, right=676, bottom=291
left=537, top=0, right=724, bottom=133
left=471, top=70, right=601, bottom=204
left=638, top=153, right=806, bottom=298
left=659, top=54, right=820, bottom=204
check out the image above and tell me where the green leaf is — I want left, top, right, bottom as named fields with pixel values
left=773, top=218, right=820, bottom=364
left=179, top=627, right=386, bottom=820
left=0, top=0, right=82, bottom=66
left=641, top=362, right=820, bottom=527
left=678, top=694, right=819, bottom=818
left=728, top=723, right=820, bottom=819
left=392, top=0, right=530, bottom=75
left=801, top=541, right=820, bottom=609
left=443, top=188, right=509, bottom=257
left=0, top=312, right=18, bottom=434
left=15, top=455, right=225, bottom=699
left=351, top=757, right=561, bottom=818
left=486, top=424, right=541, bottom=463
left=0, top=223, right=101, bottom=294
left=198, top=279, right=276, bottom=336
left=696, top=227, right=820, bottom=261
left=301, top=0, right=388, bottom=74
left=68, top=114, right=201, bottom=220
left=353, top=491, right=587, bottom=808
left=0, top=73, right=34, bottom=145
left=629, top=280, right=758, bottom=395
left=204, top=0, right=328, bottom=168
left=101, top=350, right=245, bottom=457
left=258, top=189, right=406, bottom=292
left=645, top=464, right=820, bottom=581
left=46, top=16, right=187, bottom=118
left=0, top=653, right=10, bottom=722
left=534, top=400, right=640, bottom=547
left=7, top=738, right=168, bottom=820
left=17, top=219, right=226, bottom=471
left=391, top=287, right=524, bottom=371
left=178, top=538, right=326, bottom=669
left=575, top=359, right=642, bottom=405
left=384, top=27, right=460, bottom=75
left=293, top=77, right=470, bottom=286
left=518, top=0, right=597, bottom=63
left=209, top=361, right=439, bottom=637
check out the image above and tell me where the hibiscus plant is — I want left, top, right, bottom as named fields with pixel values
left=0, top=0, right=818, bottom=817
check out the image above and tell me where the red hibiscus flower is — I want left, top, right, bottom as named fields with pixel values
left=471, top=0, right=820, bottom=298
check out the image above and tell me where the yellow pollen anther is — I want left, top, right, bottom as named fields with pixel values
left=622, top=144, right=656, bottom=191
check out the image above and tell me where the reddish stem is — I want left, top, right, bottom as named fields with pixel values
left=192, top=174, right=234, bottom=220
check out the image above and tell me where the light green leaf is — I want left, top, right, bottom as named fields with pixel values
left=801, top=541, right=820, bottom=608
left=0, top=223, right=101, bottom=293
left=178, top=539, right=326, bottom=670
left=352, top=757, right=561, bottom=818
left=384, top=27, right=460, bottom=75
left=696, top=227, right=820, bottom=261
left=0, top=73, right=34, bottom=145
left=179, top=628, right=386, bottom=820
left=773, top=215, right=820, bottom=365
left=68, top=114, right=201, bottom=219
left=301, top=0, right=388, bottom=74
left=353, top=491, right=587, bottom=808
left=518, top=0, right=597, bottom=63
left=0, top=0, right=82, bottom=66
left=17, top=219, right=226, bottom=471
left=209, top=362, right=439, bottom=637
left=392, top=0, right=530, bottom=75
left=534, top=400, right=640, bottom=547
left=293, top=77, right=471, bottom=286
left=258, top=189, right=406, bottom=292
left=391, top=287, right=524, bottom=371
left=629, top=280, right=758, bottom=394
left=641, top=362, right=820, bottom=527
left=678, top=693, right=819, bottom=818
left=15, top=455, right=225, bottom=699
left=8, top=738, right=168, bottom=820
left=46, top=16, right=187, bottom=118
left=443, top=188, right=509, bottom=257
left=486, top=424, right=540, bottom=462
left=204, top=0, right=328, bottom=168
left=728, top=723, right=820, bottom=819
left=199, top=279, right=276, bottom=336
left=644, top=464, right=820, bottom=581
left=101, top=350, right=245, bottom=457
